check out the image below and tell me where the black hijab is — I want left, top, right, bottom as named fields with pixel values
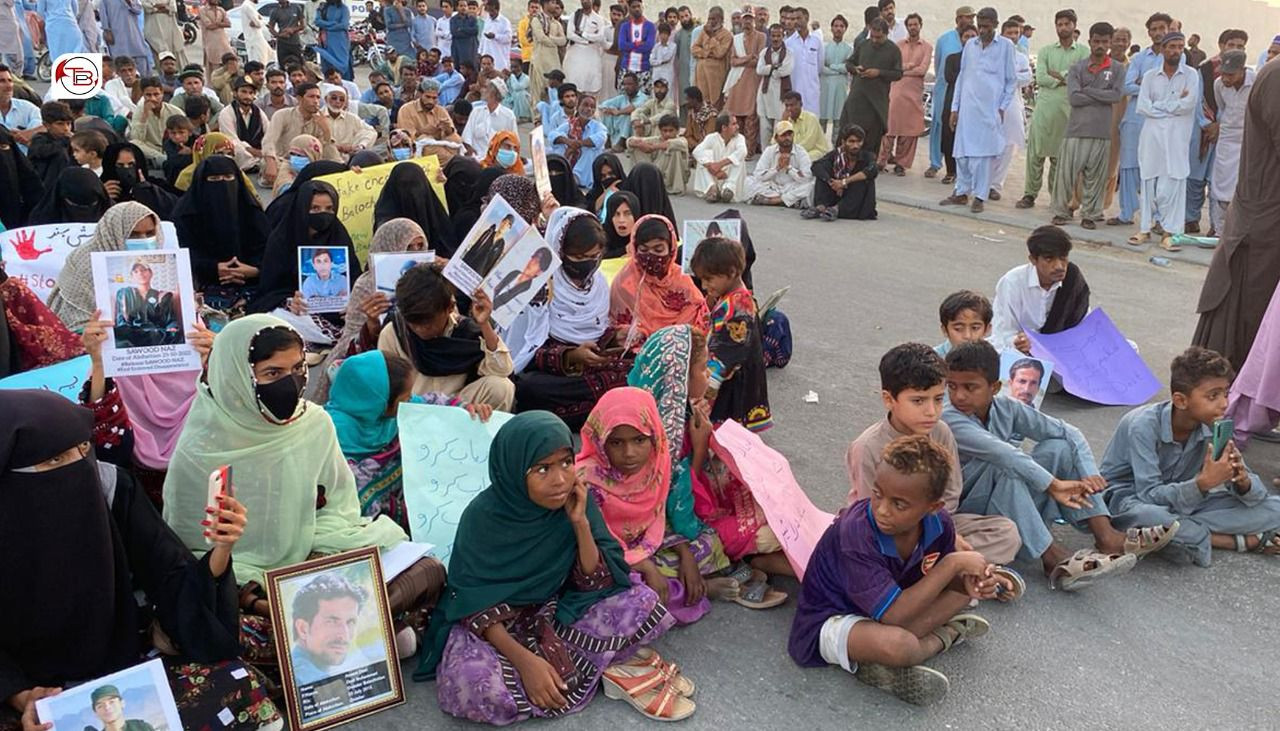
left=100, top=142, right=178, bottom=220
left=602, top=190, right=640, bottom=259
left=444, top=155, right=483, bottom=214
left=264, top=160, right=347, bottom=228
left=27, top=167, right=113, bottom=225
left=373, top=162, right=457, bottom=256
left=451, top=166, right=505, bottom=245
left=172, top=155, right=271, bottom=288
left=1042, top=262, right=1091, bottom=334
left=586, top=152, right=624, bottom=209
left=545, top=153, right=582, bottom=208
left=249, top=180, right=363, bottom=313
left=0, top=126, right=44, bottom=230
left=713, top=208, right=756, bottom=291
left=391, top=311, right=485, bottom=378
left=622, top=162, right=678, bottom=229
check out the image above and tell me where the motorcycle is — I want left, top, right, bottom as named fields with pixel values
left=347, top=19, right=387, bottom=67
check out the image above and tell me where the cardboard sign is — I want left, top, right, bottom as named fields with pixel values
left=1025, top=308, right=1159, bottom=406
left=315, top=157, right=446, bottom=264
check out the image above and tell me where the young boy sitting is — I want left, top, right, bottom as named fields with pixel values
left=1100, top=347, right=1280, bottom=566
left=71, top=130, right=108, bottom=177
left=690, top=236, right=771, bottom=432
left=162, top=114, right=195, bottom=187
left=989, top=225, right=1090, bottom=355
left=790, top=435, right=1012, bottom=706
left=942, top=340, right=1178, bottom=590
left=847, top=343, right=1020, bottom=564
left=27, top=101, right=75, bottom=188
left=935, top=290, right=993, bottom=358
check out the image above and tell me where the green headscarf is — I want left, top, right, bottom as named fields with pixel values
left=162, top=314, right=407, bottom=587
left=415, top=411, right=631, bottom=680
left=325, top=351, right=399, bottom=460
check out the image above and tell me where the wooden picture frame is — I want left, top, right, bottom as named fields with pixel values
left=266, top=547, right=404, bottom=730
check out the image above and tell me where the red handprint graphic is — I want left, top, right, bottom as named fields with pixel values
left=9, top=230, right=52, bottom=260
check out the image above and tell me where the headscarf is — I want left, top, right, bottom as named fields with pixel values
left=249, top=180, right=363, bottom=313
left=349, top=149, right=385, bottom=168
left=443, top=155, right=484, bottom=216
left=416, top=411, right=631, bottom=679
left=48, top=201, right=161, bottom=331
left=485, top=173, right=541, bottom=226
left=162, top=314, right=407, bottom=587
left=174, top=132, right=243, bottom=191
left=373, top=162, right=456, bottom=256
left=585, top=152, right=624, bottom=209
left=620, top=162, right=677, bottom=229
left=601, top=190, right=640, bottom=259
left=626, top=324, right=706, bottom=540
left=99, top=142, right=178, bottom=220
left=172, top=155, right=270, bottom=288
left=0, top=126, right=45, bottom=230
left=311, top=218, right=426, bottom=403
left=27, top=167, right=113, bottom=225
left=0, top=390, right=134, bottom=693
left=545, top=153, right=583, bottom=208
left=576, top=387, right=671, bottom=564
left=0, top=273, right=84, bottom=377
left=326, top=350, right=399, bottom=459
left=481, top=130, right=525, bottom=174
left=265, top=157, right=345, bottom=227
left=609, top=214, right=710, bottom=350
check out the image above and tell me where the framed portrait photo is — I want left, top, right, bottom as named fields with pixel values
left=266, top=547, right=404, bottom=730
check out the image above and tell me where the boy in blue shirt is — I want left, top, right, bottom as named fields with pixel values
left=791, top=435, right=1013, bottom=706
left=934, top=289, right=993, bottom=358
left=1101, top=347, right=1280, bottom=566
left=942, top=340, right=1178, bottom=590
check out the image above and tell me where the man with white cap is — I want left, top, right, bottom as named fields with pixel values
left=1207, top=49, right=1253, bottom=236
left=746, top=118, right=814, bottom=208
left=461, top=76, right=517, bottom=155
left=322, top=83, right=378, bottom=157
left=1129, top=31, right=1197, bottom=249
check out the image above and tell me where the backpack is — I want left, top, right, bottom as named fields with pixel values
left=761, top=308, right=792, bottom=369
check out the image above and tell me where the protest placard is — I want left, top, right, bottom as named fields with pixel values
left=398, top=403, right=514, bottom=568
left=681, top=219, right=741, bottom=273
left=442, top=194, right=529, bottom=296
left=297, top=246, right=352, bottom=314
left=1, top=222, right=178, bottom=302
left=1000, top=350, right=1055, bottom=411
left=482, top=228, right=559, bottom=329
left=315, top=157, right=446, bottom=263
left=530, top=125, right=551, bottom=199
left=91, top=249, right=201, bottom=378
left=1025, top=308, right=1160, bottom=406
left=0, top=355, right=92, bottom=401
left=370, top=252, right=436, bottom=302
left=36, top=658, right=181, bottom=731
left=711, top=420, right=836, bottom=580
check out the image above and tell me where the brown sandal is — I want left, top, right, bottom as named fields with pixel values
left=602, top=662, right=697, bottom=721
left=1123, top=522, right=1180, bottom=557
left=1049, top=549, right=1137, bottom=592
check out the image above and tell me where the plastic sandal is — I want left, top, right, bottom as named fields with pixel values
left=854, top=664, right=949, bottom=706
left=991, top=566, right=1025, bottom=602
left=602, top=664, right=697, bottom=722
left=1127, top=232, right=1151, bottom=246
left=1123, top=521, right=1180, bottom=558
left=1050, top=549, right=1137, bottom=592
left=1159, top=234, right=1183, bottom=252
left=622, top=648, right=695, bottom=697
left=732, top=577, right=788, bottom=609
left=931, top=612, right=990, bottom=652
left=1236, top=530, right=1280, bottom=554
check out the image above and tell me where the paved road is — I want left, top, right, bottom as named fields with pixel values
left=364, top=194, right=1280, bottom=729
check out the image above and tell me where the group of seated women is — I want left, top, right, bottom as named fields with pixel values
left=0, top=141, right=784, bottom=726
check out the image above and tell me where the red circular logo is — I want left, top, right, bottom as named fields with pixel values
left=53, top=54, right=103, bottom=99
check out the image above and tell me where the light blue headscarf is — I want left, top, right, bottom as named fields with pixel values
left=325, top=351, right=399, bottom=459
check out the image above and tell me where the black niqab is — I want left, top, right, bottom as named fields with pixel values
left=264, top=160, right=348, bottom=228
left=172, top=155, right=271, bottom=288
left=0, top=127, right=45, bottom=230
left=622, top=162, right=678, bottom=230
left=373, top=162, right=457, bottom=256
left=27, top=167, right=112, bottom=225
left=100, top=142, right=178, bottom=220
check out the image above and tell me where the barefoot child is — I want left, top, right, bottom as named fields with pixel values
left=942, top=340, right=1178, bottom=590
left=1101, top=347, right=1280, bottom=565
left=690, top=236, right=772, bottom=431
left=847, top=343, right=1021, bottom=564
left=791, top=435, right=1012, bottom=706
left=935, top=290, right=993, bottom=358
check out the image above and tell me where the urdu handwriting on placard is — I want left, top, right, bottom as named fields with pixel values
left=1022, top=308, right=1160, bottom=406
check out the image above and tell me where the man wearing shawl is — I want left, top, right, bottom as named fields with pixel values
left=552, top=94, right=608, bottom=189
left=216, top=77, right=268, bottom=172
left=690, top=6, right=731, bottom=107
left=755, top=23, right=793, bottom=150
left=838, top=17, right=901, bottom=158
left=723, top=7, right=764, bottom=155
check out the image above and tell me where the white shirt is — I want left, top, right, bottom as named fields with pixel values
left=103, top=78, right=138, bottom=116
left=478, top=12, right=512, bottom=70
left=990, top=263, right=1061, bottom=352
left=1136, top=63, right=1198, bottom=180
left=1210, top=68, right=1254, bottom=202
left=461, top=101, right=517, bottom=155
left=887, top=19, right=907, bottom=43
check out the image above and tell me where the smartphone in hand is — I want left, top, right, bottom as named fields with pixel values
left=1211, top=419, right=1234, bottom=460
left=205, top=465, right=233, bottom=544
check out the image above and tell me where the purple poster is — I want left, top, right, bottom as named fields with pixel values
left=1024, top=309, right=1160, bottom=406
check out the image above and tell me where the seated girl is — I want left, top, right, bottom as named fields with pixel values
left=514, top=208, right=631, bottom=431
left=0, top=390, right=281, bottom=730
left=326, top=349, right=492, bottom=532
left=578, top=387, right=739, bottom=625
left=162, top=315, right=444, bottom=654
left=609, top=215, right=709, bottom=352
left=378, top=264, right=516, bottom=411
left=419, top=411, right=695, bottom=724
left=586, top=152, right=625, bottom=214
left=689, top=237, right=772, bottom=432
left=601, top=190, right=638, bottom=259
left=629, top=325, right=786, bottom=609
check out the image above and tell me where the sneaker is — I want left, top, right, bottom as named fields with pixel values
left=988, top=189, right=1002, bottom=201
left=1015, top=195, right=1036, bottom=209
left=854, top=664, right=950, bottom=706
left=970, top=199, right=985, bottom=213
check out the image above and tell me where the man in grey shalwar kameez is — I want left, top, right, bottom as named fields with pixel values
left=100, top=0, right=152, bottom=75
left=0, top=0, right=23, bottom=68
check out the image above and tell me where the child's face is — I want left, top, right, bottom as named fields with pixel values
left=407, top=307, right=452, bottom=340
left=696, top=270, right=738, bottom=302
left=882, top=384, right=945, bottom=436
left=168, top=127, right=192, bottom=146
left=604, top=424, right=654, bottom=476
left=1031, top=254, right=1069, bottom=288
left=48, top=121, right=72, bottom=139
left=659, top=29, right=670, bottom=42
left=1174, top=376, right=1230, bottom=425
left=636, top=237, right=669, bottom=257
left=945, top=368, right=999, bottom=418
left=71, top=142, right=95, bottom=165
left=870, top=462, right=944, bottom=537
left=943, top=308, right=991, bottom=348
left=658, top=124, right=678, bottom=140
left=525, top=447, right=576, bottom=510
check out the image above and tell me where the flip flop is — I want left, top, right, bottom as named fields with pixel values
left=1127, top=232, right=1150, bottom=246
left=1050, top=549, right=1137, bottom=592
left=991, top=565, right=1025, bottom=602
left=1160, top=234, right=1183, bottom=252
left=732, top=575, right=788, bottom=610
left=854, top=664, right=949, bottom=706
left=1123, top=522, right=1180, bottom=558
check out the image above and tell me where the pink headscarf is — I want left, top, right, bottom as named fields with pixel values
left=116, top=371, right=200, bottom=470
left=608, top=214, right=710, bottom=350
left=575, top=387, right=671, bottom=565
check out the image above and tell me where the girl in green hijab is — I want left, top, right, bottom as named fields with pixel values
left=421, top=411, right=696, bottom=724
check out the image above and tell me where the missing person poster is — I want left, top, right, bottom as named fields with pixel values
left=298, top=246, right=353, bottom=314
left=371, top=252, right=436, bottom=303
left=481, top=228, right=559, bottom=329
left=681, top=219, right=741, bottom=273
left=36, top=658, right=183, bottom=731
left=90, top=249, right=201, bottom=378
left=442, top=194, right=530, bottom=296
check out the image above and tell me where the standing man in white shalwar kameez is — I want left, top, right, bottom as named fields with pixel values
left=1133, top=31, right=1197, bottom=249
left=746, top=119, right=813, bottom=208
left=0, top=0, right=22, bottom=68
left=784, top=7, right=821, bottom=116
left=691, top=113, right=747, bottom=202
left=1208, top=50, right=1252, bottom=237
left=479, top=0, right=512, bottom=70
left=143, top=0, right=189, bottom=68
left=100, top=0, right=152, bottom=75
left=564, top=0, right=609, bottom=95
left=240, top=0, right=274, bottom=65
left=989, top=18, right=1032, bottom=200
left=940, top=7, right=1014, bottom=214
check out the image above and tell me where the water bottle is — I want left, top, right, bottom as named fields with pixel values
left=1149, top=256, right=1172, bottom=268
